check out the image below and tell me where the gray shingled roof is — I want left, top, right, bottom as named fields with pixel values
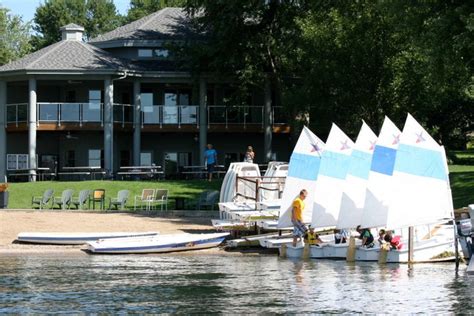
left=0, top=40, right=128, bottom=73
left=90, top=7, right=196, bottom=43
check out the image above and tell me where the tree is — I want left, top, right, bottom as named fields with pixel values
left=0, top=7, right=32, bottom=65
left=126, top=0, right=186, bottom=22
left=32, top=0, right=122, bottom=49
left=181, top=0, right=306, bottom=104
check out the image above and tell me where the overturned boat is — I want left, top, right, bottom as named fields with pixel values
left=16, top=231, right=159, bottom=245
left=86, top=232, right=229, bottom=254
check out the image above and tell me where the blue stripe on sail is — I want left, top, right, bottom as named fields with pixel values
left=319, top=151, right=352, bottom=179
left=347, top=150, right=372, bottom=179
left=394, top=144, right=447, bottom=181
left=370, top=145, right=396, bottom=176
left=287, top=152, right=321, bottom=181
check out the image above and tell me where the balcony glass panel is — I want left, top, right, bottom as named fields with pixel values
left=123, top=106, right=133, bottom=123
left=143, top=106, right=160, bottom=124
left=6, top=105, right=16, bottom=123
left=163, top=106, right=178, bottom=124
left=83, top=103, right=101, bottom=122
left=18, top=104, right=27, bottom=122
left=38, top=103, right=58, bottom=121
left=247, top=106, right=263, bottom=124
left=209, top=106, right=226, bottom=124
left=226, top=106, right=245, bottom=124
left=180, top=106, right=197, bottom=124
left=61, top=103, right=80, bottom=121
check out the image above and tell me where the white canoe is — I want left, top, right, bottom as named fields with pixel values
left=16, top=232, right=159, bottom=245
left=87, top=232, right=229, bottom=254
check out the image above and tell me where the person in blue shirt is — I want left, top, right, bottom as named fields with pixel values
left=204, top=144, right=218, bottom=182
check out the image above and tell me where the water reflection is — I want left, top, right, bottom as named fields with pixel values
left=0, top=255, right=472, bottom=313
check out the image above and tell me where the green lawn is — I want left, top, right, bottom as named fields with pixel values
left=6, top=179, right=223, bottom=210
left=4, top=164, right=474, bottom=210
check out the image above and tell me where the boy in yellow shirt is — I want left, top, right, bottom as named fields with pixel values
left=292, top=189, right=308, bottom=247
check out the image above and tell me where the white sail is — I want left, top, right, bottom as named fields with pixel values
left=337, top=121, right=378, bottom=229
left=360, top=116, right=402, bottom=228
left=386, top=114, right=453, bottom=228
left=311, top=123, right=354, bottom=228
left=277, top=126, right=325, bottom=228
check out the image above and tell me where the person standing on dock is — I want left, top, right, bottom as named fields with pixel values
left=292, top=189, right=308, bottom=247
left=204, top=144, right=218, bottom=182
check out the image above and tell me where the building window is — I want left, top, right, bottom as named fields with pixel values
left=138, top=49, right=153, bottom=57
left=140, top=152, right=152, bottom=166
left=120, top=150, right=130, bottom=167
left=7, top=154, right=28, bottom=170
left=65, top=150, right=75, bottom=167
left=155, top=49, right=169, bottom=58
left=88, top=149, right=101, bottom=167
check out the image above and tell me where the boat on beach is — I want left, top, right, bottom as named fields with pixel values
left=86, top=232, right=229, bottom=254
left=16, top=231, right=159, bottom=245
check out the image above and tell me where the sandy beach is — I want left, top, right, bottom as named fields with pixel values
left=0, top=210, right=220, bottom=255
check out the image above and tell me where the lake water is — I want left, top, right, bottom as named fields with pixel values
left=1, top=253, right=473, bottom=313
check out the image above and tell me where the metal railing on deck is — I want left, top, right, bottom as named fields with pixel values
left=5, top=104, right=287, bottom=128
left=36, top=102, right=103, bottom=126
left=6, top=103, right=28, bottom=127
left=141, top=105, right=199, bottom=128
left=208, top=105, right=286, bottom=128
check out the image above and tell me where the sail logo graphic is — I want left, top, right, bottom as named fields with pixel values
left=392, top=134, right=400, bottom=145
left=340, top=140, right=351, bottom=151
left=416, top=132, right=425, bottom=143
left=310, top=142, right=323, bottom=154
left=369, top=140, right=376, bottom=151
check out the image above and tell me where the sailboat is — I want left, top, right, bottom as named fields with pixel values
left=276, top=126, right=325, bottom=258
left=313, top=121, right=378, bottom=259
left=308, top=123, right=355, bottom=258
left=356, top=114, right=455, bottom=262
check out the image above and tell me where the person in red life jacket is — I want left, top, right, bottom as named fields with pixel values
left=384, top=232, right=403, bottom=250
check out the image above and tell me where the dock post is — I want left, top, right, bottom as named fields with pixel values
left=346, top=236, right=356, bottom=262
left=302, top=243, right=310, bottom=259
left=279, top=244, right=287, bottom=257
left=408, top=226, right=414, bottom=263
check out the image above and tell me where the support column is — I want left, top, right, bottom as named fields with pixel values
left=104, top=78, right=114, bottom=174
left=0, top=81, right=6, bottom=182
left=199, top=78, right=207, bottom=165
left=133, top=81, right=141, bottom=166
left=263, top=77, right=273, bottom=162
left=28, top=78, right=37, bottom=181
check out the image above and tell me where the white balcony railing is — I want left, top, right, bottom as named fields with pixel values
left=141, top=105, right=199, bottom=128
left=5, top=103, right=287, bottom=128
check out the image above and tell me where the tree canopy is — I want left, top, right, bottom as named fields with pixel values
left=180, top=0, right=474, bottom=147
left=32, top=0, right=122, bottom=49
left=0, top=7, right=31, bottom=66
left=126, top=0, right=186, bottom=22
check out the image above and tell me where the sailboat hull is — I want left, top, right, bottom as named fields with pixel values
left=356, top=238, right=455, bottom=263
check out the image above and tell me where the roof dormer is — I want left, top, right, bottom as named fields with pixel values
left=60, top=23, right=84, bottom=41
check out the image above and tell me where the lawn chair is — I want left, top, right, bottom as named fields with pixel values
left=109, top=190, right=130, bottom=210
left=51, top=189, right=74, bottom=210
left=151, top=189, right=168, bottom=211
left=31, top=189, right=54, bottom=210
left=90, top=189, right=106, bottom=210
left=71, top=190, right=90, bottom=210
left=134, top=189, right=155, bottom=211
left=196, top=190, right=219, bottom=210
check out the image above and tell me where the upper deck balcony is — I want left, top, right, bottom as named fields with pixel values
left=5, top=103, right=289, bottom=133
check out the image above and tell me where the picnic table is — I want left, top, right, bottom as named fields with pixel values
left=58, top=166, right=106, bottom=181
left=180, top=165, right=226, bottom=179
left=116, top=165, right=164, bottom=180
left=7, top=167, right=52, bottom=181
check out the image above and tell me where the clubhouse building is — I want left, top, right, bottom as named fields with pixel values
left=0, top=8, right=291, bottom=181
